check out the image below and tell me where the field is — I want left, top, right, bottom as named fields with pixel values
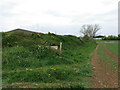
left=2, top=30, right=97, bottom=88
left=90, top=40, right=118, bottom=88
left=105, top=42, right=119, bottom=57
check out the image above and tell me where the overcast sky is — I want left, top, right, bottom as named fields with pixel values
left=0, top=0, right=118, bottom=36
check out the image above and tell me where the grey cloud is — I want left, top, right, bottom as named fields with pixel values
left=46, top=10, right=61, bottom=17
left=22, top=24, right=82, bottom=36
left=0, top=2, right=16, bottom=17
left=71, top=9, right=117, bottom=24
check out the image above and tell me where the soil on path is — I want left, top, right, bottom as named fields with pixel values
left=90, top=44, right=118, bottom=88
left=103, top=44, right=119, bottom=62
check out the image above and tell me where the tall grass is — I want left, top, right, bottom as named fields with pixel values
left=2, top=31, right=97, bottom=88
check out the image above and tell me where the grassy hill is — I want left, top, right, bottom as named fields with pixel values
left=2, top=29, right=97, bottom=88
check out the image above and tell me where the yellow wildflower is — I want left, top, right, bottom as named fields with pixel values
left=51, top=68, right=54, bottom=69
left=37, top=34, right=40, bottom=36
left=29, top=69, right=32, bottom=71
left=51, top=68, right=56, bottom=70
left=48, top=74, right=51, bottom=76
left=76, top=69, right=79, bottom=73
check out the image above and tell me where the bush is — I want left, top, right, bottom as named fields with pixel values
left=102, top=35, right=119, bottom=40
left=82, top=35, right=90, bottom=41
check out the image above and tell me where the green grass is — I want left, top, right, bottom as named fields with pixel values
left=97, top=44, right=118, bottom=71
left=105, top=43, right=119, bottom=57
left=96, top=40, right=119, bottom=44
left=95, top=40, right=119, bottom=42
left=2, top=31, right=97, bottom=88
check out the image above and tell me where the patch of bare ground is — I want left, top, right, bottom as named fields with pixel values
left=90, top=44, right=118, bottom=88
left=103, top=44, right=119, bottom=62
left=5, top=82, right=71, bottom=88
left=6, top=82, right=37, bottom=88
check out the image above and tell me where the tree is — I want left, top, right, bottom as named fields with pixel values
left=118, top=34, right=120, bottom=40
left=80, top=24, right=101, bottom=39
left=102, top=35, right=119, bottom=40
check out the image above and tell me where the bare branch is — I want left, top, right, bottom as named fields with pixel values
left=80, top=24, right=101, bottom=38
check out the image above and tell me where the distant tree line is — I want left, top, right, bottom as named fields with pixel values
left=102, top=34, right=120, bottom=40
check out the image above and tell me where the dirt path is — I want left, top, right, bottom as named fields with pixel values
left=103, top=44, right=119, bottom=62
left=90, top=44, right=118, bottom=88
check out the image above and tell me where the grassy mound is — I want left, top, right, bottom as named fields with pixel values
left=2, top=30, right=97, bottom=88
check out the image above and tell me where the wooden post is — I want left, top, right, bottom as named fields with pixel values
left=60, top=42, right=62, bottom=52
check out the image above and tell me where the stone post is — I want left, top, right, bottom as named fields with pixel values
left=60, top=42, right=62, bottom=52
